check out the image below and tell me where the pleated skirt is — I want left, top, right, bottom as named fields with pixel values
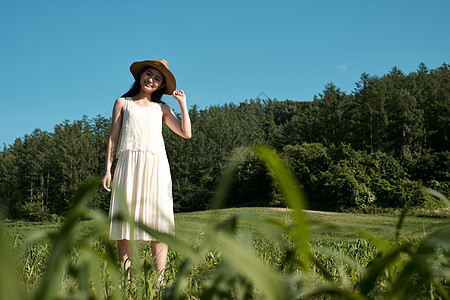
left=109, top=150, right=175, bottom=242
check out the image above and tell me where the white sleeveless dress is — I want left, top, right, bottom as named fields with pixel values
left=109, top=97, right=175, bottom=242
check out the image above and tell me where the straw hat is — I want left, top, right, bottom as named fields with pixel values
left=130, top=59, right=176, bottom=95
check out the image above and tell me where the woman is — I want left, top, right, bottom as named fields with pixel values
left=102, top=59, right=191, bottom=281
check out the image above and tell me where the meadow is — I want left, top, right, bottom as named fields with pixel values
left=1, top=146, right=449, bottom=299
left=174, top=207, right=446, bottom=242
left=3, top=207, right=448, bottom=299
left=7, top=207, right=443, bottom=244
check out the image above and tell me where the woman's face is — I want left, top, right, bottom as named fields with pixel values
left=140, top=67, right=165, bottom=94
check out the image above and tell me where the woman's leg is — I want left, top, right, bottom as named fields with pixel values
left=117, top=239, right=132, bottom=277
left=151, top=241, right=168, bottom=281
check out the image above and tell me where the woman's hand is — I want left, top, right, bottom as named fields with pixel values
left=163, top=89, right=191, bottom=139
left=102, top=172, right=111, bottom=192
left=173, top=90, right=186, bottom=103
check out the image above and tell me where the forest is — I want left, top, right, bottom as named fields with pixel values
left=0, top=63, right=449, bottom=221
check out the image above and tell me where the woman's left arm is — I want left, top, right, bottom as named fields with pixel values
left=162, top=90, right=192, bottom=139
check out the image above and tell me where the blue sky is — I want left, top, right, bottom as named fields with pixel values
left=1, top=0, right=449, bottom=147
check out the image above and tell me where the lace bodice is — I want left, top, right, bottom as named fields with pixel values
left=116, top=97, right=166, bottom=156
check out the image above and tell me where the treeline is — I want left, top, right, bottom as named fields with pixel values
left=1, top=63, right=449, bottom=220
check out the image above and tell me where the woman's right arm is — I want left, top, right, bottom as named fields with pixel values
left=102, top=98, right=125, bottom=191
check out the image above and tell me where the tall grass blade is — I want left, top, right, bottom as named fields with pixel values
left=209, top=146, right=251, bottom=210
left=255, top=145, right=313, bottom=270
left=388, top=222, right=450, bottom=299
left=235, top=210, right=285, bottom=245
left=0, top=222, right=24, bottom=300
left=395, top=203, right=409, bottom=240
left=214, top=231, right=288, bottom=300
left=424, top=188, right=450, bottom=207
left=358, top=243, right=409, bottom=296
left=32, top=178, right=101, bottom=300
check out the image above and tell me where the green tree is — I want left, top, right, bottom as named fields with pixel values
left=51, top=119, right=97, bottom=214
left=312, top=83, right=348, bottom=145
left=352, top=73, right=388, bottom=152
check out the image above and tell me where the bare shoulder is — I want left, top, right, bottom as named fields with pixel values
left=113, top=97, right=126, bottom=109
left=161, top=102, right=172, bottom=114
left=115, top=97, right=126, bottom=105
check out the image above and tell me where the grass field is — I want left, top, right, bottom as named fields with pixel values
left=6, top=207, right=446, bottom=244
left=2, top=147, right=449, bottom=299
left=3, top=151, right=449, bottom=300
left=3, top=207, right=449, bottom=299
left=173, top=207, right=447, bottom=242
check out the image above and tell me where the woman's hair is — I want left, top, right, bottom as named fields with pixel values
left=121, top=66, right=165, bottom=103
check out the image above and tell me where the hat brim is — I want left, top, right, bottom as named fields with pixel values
left=130, top=60, right=176, bottom=95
